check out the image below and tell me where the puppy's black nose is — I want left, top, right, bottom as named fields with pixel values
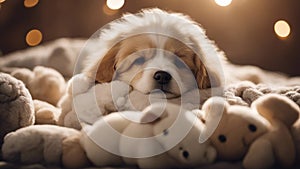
left=153, top=71, right=172, bottom=85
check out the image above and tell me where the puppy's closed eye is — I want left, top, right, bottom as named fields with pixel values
left=174, top=59, right=186, bottom=69
left=133, top=57, right=146, bottom=65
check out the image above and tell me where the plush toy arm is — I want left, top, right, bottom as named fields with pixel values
left=81, top=81, right=132, bottom=114
left=110, top=80, right=133, bottom=110
left=68, top=73, right=94, bottom=96
left=252, top=94, right=299, bottom=126
left=2, top=125, right=80, bottom=166
left=62, top=133, right=91, bottom=169
left=58, top=79, right=132, bottom=128
left=243, top=138, right=274, bottom=169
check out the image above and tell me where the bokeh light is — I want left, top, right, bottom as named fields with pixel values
left=214, top=0, right=232, bottom=7
left=274, top=20, right=291, bottom=38
left=26, top=29, right=43, bottom=46
left=24, top=0, right=39, bottom=8
left=103, top=4, right=118, bottom=15
left=106, top=0, right=125, bottom=10
left=0, top=0, right=5, bottom=9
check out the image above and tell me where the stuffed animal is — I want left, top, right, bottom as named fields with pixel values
left=58, top=73, right=202, bottom=129
left=2, top=103, right=216, bottom=169
left=11, top=66, right=66, bottom=105
left=80, top=103, right=217, bottom=169
left=203, top=94, right=299, bottom=169
left=200, top=96, right=268, bottom=161
left=57, top=73, right=123, bottom=129
left=244, top=94, right=299, bottom=169
left=58, top=73, right=148, bottom=129
left=0, top=73, right=35, bottom=144
left=291, top=110, right=300, bottom=163
left=2, top=125, right=89, bottom=168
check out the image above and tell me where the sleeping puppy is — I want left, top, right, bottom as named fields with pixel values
left=62, top=9, right=226, bottom=168
left=58, top=8, right=228, bottom=129
left=83, top=8, right=224, bottom=101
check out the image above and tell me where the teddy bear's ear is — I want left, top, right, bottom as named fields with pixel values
left=202, top=97, right=229, bottom=118
left=252, top=94, right=300, bottom=126
left=140, top=103, right=168, bottom=123
left=199, top=97, right=228, bottom=143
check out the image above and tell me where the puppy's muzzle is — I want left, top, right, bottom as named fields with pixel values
left=153, top=70, right=172, bottom=85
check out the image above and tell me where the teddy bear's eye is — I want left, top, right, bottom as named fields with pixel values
left=218, top=134, right=227, bottom=143
left=248, top=124, right=257, bottom=132
left=163, top=129, right=169, bottom=136
left=182, top=150, right=189, bottom=159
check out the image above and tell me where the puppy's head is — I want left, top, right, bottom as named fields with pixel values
left=84, top=9, right=223, bottom=98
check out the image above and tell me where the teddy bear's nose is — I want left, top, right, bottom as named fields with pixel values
left=182, top=150, right=189, bottom=159
left=248, top=124, right=257, bottom=132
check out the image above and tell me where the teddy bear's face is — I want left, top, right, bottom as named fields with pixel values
left=165, top=124, right=217, bottom=166
left=210, top=106, right=268, bottom=160
left=146, top=103, right=216, bottom=166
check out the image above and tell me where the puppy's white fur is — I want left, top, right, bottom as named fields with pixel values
left=84, top=8, right=225, bottom=93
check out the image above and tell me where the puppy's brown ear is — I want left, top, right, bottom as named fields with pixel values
left=195, top=56, right=220, bottom=89
left=196, top=63, right=211, bottom=89
left=86, top=44, right=119, bottom=83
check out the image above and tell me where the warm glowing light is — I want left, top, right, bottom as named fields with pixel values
left=103, top=4, right=118, bottom=15
left=0, top=0, right=6, bottom=3
left=26, top=29, right=42, bottom=46
left=24, top=0, right=39, bottom=8
left=274, top=20, right=291, bottom=38
left=106, top=0, right=125, bottom=10
left=215, top=0, right=232, bottom=7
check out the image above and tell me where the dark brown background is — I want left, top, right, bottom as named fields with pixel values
left=0, top=0, right=299, bottom=76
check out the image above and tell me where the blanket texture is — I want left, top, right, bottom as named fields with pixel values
left=225, top=81, right=300, bottom=107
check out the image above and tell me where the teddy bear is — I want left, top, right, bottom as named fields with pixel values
left=291, top=110, right=300, bottom=163
left=79, top=102, right=217, bottom=169
left=244, top=94, right=299, bottom=169
left=1, top=103, right=216, bottom=168
left=57, top=73, right=118, bottom=129
left=0, top=72, right=35, bottom=145
left=2, top=124, right=90, bottom=168
left=58, top=73, right=151, bottom=129
left=57, top=73, right=203, bottom=130
left=202, top=94, right=299, bottom=169
left=11, top=66, right=66, bottom=105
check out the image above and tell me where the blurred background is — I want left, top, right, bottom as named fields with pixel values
left=0, top=0, right=299, bottom=76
